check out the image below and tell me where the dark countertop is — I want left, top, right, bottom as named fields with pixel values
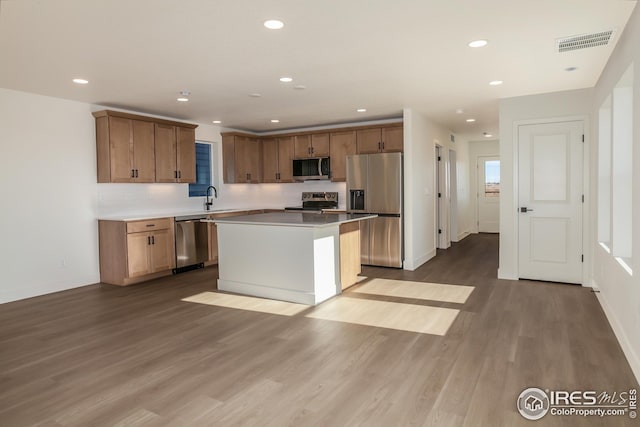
left=204, top=212, right=377, bottom=228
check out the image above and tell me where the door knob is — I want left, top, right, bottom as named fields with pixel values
left=520, top=207, right=534, bottom=213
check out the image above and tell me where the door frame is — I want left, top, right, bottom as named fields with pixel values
left=435, top=144, right=450, bottom=249
left=511, top=116, right=590, bottom=286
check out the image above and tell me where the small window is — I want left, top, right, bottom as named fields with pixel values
left=189, top=142, right=212, bottom=197
left=484, top=160, right=500, bottom=197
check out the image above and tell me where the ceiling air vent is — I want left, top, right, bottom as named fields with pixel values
left=556, top=30, right=615, bottom=53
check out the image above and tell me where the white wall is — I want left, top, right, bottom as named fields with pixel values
left=468, top=139, right=500, bottom=233
left=498, top=88, right=592, bottom=280
left=590, top=4, right=640, bottom=382
left=403, top=108, right=457, bottom=270
left=0, top=88, right=100, bottom=303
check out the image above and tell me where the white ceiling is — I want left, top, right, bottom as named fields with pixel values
left=0, top=0, right=636, bottom=137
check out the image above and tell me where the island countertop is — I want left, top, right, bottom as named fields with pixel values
left=204, top=212, right=377, bottom=228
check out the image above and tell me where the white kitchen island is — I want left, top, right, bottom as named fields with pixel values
left=206, top=212, right=376, bottom=305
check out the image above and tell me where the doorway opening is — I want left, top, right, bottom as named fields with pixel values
left=477, top=156, right=500, bottom=233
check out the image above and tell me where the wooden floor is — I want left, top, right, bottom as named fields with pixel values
left=0, top=234, right=637, bottom=426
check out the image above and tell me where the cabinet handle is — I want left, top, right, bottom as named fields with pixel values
left=174, top=170, right=178, bottom=179
left=311, top=146, right=314, bottom=154
left=147, top=236, right=151, bottom=245
left=151, top=236, right=155, bottom=245
left=178, top=171, right=181, bottom=179
left=131, top=169, right=135, bottom=178
left=146, top=224, right=155, bottom=227
left=135, top=169, right=139, bottom=178
left=382, top=142, right=385, bottom=150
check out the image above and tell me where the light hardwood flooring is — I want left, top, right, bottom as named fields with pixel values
left=0, top=234, right=637, bottom=426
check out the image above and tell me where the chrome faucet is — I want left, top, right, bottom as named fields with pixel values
left=205, top=185, right=218, bottom=210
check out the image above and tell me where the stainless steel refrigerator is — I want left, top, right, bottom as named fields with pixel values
left=346, top=152, right=403, bottom=268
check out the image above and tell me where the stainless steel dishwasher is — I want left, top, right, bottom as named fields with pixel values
left=174, top=214, right=209, bottom=273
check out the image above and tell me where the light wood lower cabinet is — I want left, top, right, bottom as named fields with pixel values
left=99, top=218, right=175, bottom=286
left=339, top=221, right=361, bottom=290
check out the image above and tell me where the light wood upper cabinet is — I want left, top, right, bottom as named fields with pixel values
left=95, top=116, right=155, bottom=182
left=263, top=136, right=295, bottom=183
left=176, top=127, right=196, bottom=182
left=329, top=130, right=357, bottom=182
left=155, top=123, right=177, bottom=182
left=155, top=124, right=196, bottom=183
left=311, top=133, right=330, bottom=157
left=132, top=120, right=156, bottom=182
left=221, top=124, right=402, bottom=184
left=356, top=125, right=403, bottom=154
left=93, top=110, right=197, bottom=183
left=222, top=134, right=262, bottom=183
left=294, top=133, right=329, bottom=158
left=382, top=126, right=404, bottom=152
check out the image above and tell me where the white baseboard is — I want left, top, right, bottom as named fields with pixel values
left=592, top=279, right=640, bottom=385
left=455, top=231, right=471, bottom=242
left=497, top=268, right=517, bottom=280
left=403, top=248, right=437, bottom=271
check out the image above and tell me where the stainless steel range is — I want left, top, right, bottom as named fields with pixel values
left=284, top=192, right=338, bottom=213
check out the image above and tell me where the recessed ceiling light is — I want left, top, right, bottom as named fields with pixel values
left=466, top=118, right=476, bottom=122
left=279, top=77, right=293, bottom=83
left=249, top=93, right=262, bottom=98
left=484, top=133, right=493, bottom=138
left=489, top=80, right=503, bottom=86
left=264, top=19, right=284, bottom=30
left=565, top=66, right=578, bottom=72
left=212, top=120, right=222, bottom=124
left=72, top=78, right=88, bottom=84
left=357, top=108, right=367, bottom=113
left=271, top=119, right=280, bottom=123
left=294, top=85, right=306, bottom=90
left=177, top=90, right=190, bottom=102
left=456, top=108, right=464, bottom=114
left=468, top=39, right=488, bottom=48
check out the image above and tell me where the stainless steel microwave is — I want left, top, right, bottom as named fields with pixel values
left=293, top=157, right=330, bottom=181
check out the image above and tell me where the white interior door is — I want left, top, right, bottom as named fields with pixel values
left=477, top=156, right=500, bottom=233
left=518, top=121, right=583, bottom=284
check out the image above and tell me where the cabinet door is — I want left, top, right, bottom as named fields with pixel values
left=294, top=135, right=311, bottom=158
left=155, top=124, right=177, bottom=182
left=176, top=127, right=196, bottom=183
left=149, top=229, right=174, bottom=272
left=127, top=233, right=151, bottom=277
left=222, top=135, right=236, bottom=183
left=247, top=137, right=262, bottom=183
left=234, top=137, right=251, bottom=183
left=356, top=128, right=382, bottom=154
left=132, top=120, right=155, bottom=182
left=109, top=116, right=134, bottom=182
left=311, top=133, right=330, bottom=157
left=262, top=138, right=279, bottom=183
left=329, top=130, right=357, bottom=182
left=277, top=136, right=295, bottom=182
left=382, top=126, right=403, bottom=152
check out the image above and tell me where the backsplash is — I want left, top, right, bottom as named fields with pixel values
left=97, top=181, right=347, bottom=217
